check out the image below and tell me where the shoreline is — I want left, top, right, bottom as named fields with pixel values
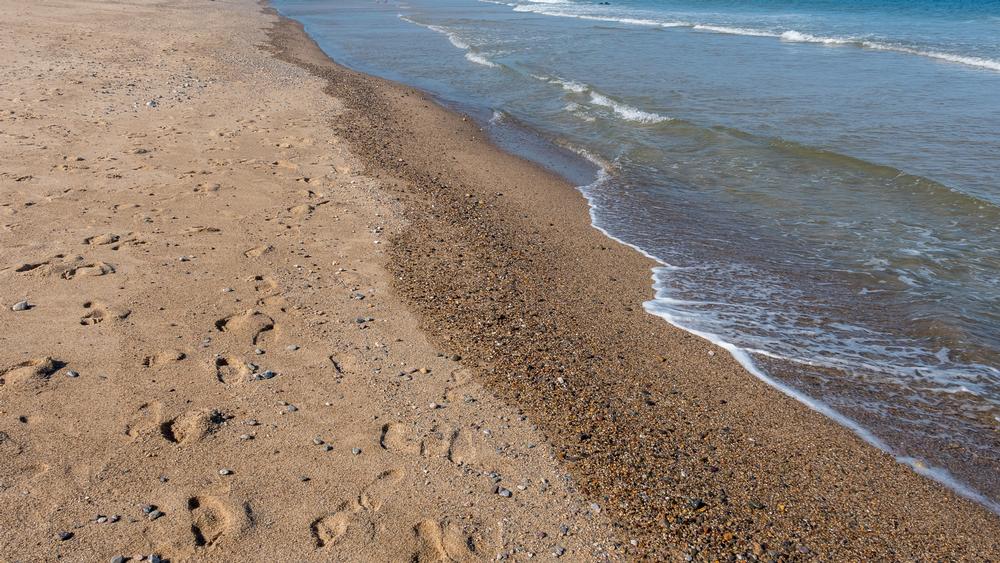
left=266, top=4, right=1000, bottom=560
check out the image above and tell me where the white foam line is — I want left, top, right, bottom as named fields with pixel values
left=570, top=149, right=1000, bottom=516
left=399, top=15, right=500, bottom=69
left=504, top=4, right=1000, bottom=72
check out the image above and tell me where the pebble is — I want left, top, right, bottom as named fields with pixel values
left=147, top=509, right=163, bottom=521
left=553, top=546, right=566, bottom=558
left=323, top=444, right=334, bottom=452
left=286, top=344, right=300, bottom=351
left=57, top=531, right=73, bottom=541
left=111, top=557, right=126, bottom=563
left=352, top=447, right=362, bottom=455
left=255, top=348, right=265, bottom=355
left=256, top=370, right=277, bottom=380
left=219, top=468, right=233, bottom=476
left=313, top=437, right=324, bottom=445
left=285, top=404, right=298, bottom=413
left=222, top=287, right=234, bottom=293
left=245, top=419, right=259, bottom=426
left=66, top=370, right=79, bottom=378
left=429, top=402, right=441, bottom=409
left=497, top=487, right=513, bottom=498
left=11, top=300, right=30, bottom=311
left=141, top=504, right=156, bottom=515
left=239, top=434, right=253, bottom=441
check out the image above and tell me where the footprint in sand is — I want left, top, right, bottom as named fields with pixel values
left=187, top=495, right=233, bottom=548
left=142, top=350, right=187, bottom=367
left=243, top=245, right=273, bottom=259
left=80, top=301, right=131, bottom=325
left=0, top=357, right=64, bottom=387
left=15, top=255, right=115, bottom=279
left=310, top=470, right=406, bottom=550
left=83, top=233, right=119, bottom=246
left=380, top=423, right=484, bottom=467
left=358, top=468, right=406, bottom=512
left=413, top=519, right=489, bottom=562
left=214, top=310, right=274, bottom=345
left=125, top=401, right=164, bottom=439
left=212, top=356, right=251, bottom=384
left=310, top=503, right=360, bottom=549
left=161, top=408, right=226, bottom=445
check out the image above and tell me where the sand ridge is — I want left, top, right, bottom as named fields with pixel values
left=0, top=0, right=619, bottom=560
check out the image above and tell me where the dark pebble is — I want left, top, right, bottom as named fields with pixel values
left=57, top=531, right=73, bottom=541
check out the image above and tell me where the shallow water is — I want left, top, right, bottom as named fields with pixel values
left=274, top=0, right=1000, bottom=510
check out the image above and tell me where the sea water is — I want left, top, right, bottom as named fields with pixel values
left=273, top=0, right=1000, bottom=511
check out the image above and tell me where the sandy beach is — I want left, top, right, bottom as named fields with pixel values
left=1, top=0, right=998, bottom=561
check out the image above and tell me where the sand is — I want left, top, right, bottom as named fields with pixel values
left=2, top=0, right=999, bottom=561
left=0, top=1, right=618, bottom=560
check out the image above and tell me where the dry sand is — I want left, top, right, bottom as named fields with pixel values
left=2, top=0, right=1000, bottom=561
left=0, top=1, right=618, bottom=560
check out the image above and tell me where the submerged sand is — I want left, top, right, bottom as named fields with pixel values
left=1, top=0, right=998, bottom=561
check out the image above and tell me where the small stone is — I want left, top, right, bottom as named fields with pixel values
left=429, top=402, right=440, bottom=409
left=141, top=504, right=156, bottom=514
left=222, top=287, right=234, bottom=293
left=255, top=348, right=265, bottom=355
left=57, top=531, right=73, bottom=541
left=286, top=344, right=300, bottom=351
left=258, top=370, right=276, bottom=380
left=146, top=99, right=158, bottom=108
left=96, top=516, right=108, bottom=524
left=553, top=546, right=566, bottom=558
left=178, top=255, right=193, bottom=262
left=559, top=524, right=569, bottom=536
left=149, top=555, right=163, bottom=563
left=219, top=468, right=233, bottom=476
left=285, top=404, right=298, bottom=413
left=313, top=437, right=324, bottom=445
left=111, top=557, right=126, bottom=563
left=323, top=444, right=334, bottom=452
left=450, top=354, right=461, bottom=361
left=246, top=419, right=259, bottom=426
left=300, top=476, right=311, bottom=482
left=147, top=509, right=163, bottom=521
left=590, top=502, right=600, bottom=513
left=65, top=370, right=80, bottom=378
left=109, top=515, right=121, bottom=523
left=11, top=300, right=30, bottom=311
left=239, top=434, right=253, bottom=441
left=497, top=487, right=512, bottom=498
left=352, top=447, right=361, bottom=455
left=749, top=500, right=765, bottom=510
left=688, top=498, right=706, bottom=511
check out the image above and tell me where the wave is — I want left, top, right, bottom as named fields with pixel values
left=400, top=16, right=501, bottom=69
left=533, top=74, right=670, bottom=124
left=503, top=4, right=1000, bottom=72
left=588, top=92, right=670, bottom=124
left=465, top=52, right=499, bottom=67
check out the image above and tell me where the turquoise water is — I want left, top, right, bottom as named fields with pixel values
left=273, top=0, right=1000, bottom=510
